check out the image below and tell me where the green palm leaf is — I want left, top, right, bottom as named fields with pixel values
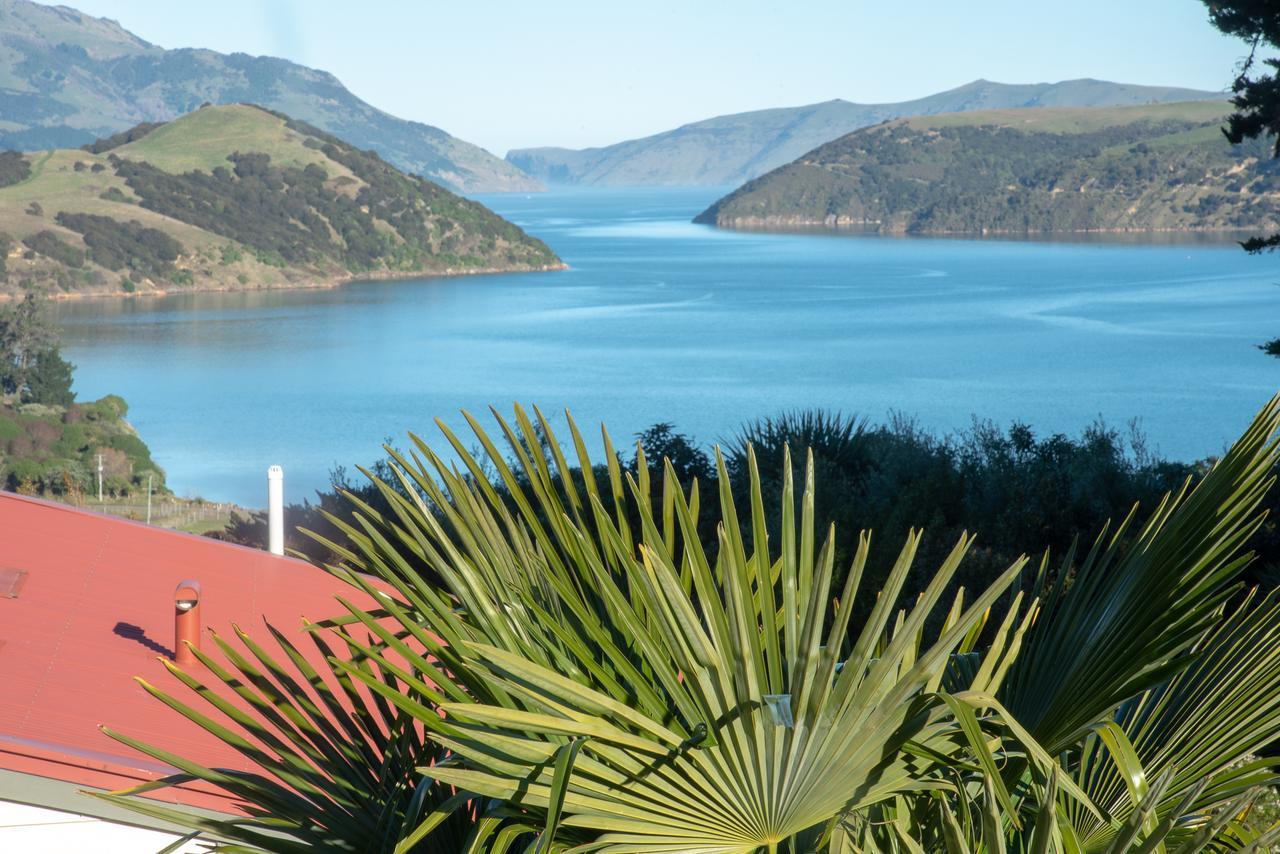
left=1000, top=397, right=1280, bottom=755
left=310, top=407, right=1061, bottom=851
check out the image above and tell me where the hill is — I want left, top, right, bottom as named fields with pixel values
left=0, top=104, right=562, bottom=297
left=506, top=79, right=1224, bottom=188
left=692, top=101, right=1280, bottom=235
left=0, top=0, right=540, bottom=192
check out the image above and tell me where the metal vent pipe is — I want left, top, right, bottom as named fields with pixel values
left=268, top=465, right=284, bottom=556
left=174, top=579, right=202, bottom=666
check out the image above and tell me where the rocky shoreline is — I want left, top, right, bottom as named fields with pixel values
left=0, top=261, right=569, bottom=301
left=704, top=213, right=1257, bottom=236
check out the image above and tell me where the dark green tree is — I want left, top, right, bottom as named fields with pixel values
left=1205, top=1, right=1280, bottom=355
left=23, top=347, right=75, bottom=406
left=0, top=294, right=56, bottom=396
left=634, top=422, right=713, bottom=482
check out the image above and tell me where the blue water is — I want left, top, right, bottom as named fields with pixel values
left=53, top=186, right=1280, bottom=507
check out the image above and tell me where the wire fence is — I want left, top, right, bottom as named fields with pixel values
left=86, top=500, right=240, bottom=530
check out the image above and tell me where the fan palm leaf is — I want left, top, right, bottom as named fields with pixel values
left=92, top=621, right=502, bottom=852
left=999, top=397, right=1280, bottom=755
left=309, top=407, right=1082, bottom=852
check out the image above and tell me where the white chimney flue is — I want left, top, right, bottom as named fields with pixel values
left=267, top=465, right=284, bottom=556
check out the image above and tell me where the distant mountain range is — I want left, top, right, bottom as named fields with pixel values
left=693, top=101, right=1280, bottom=235
left=0, top=0, right=541, bottom=192
left=507, top=79, right=1225, bottom=188
left=0, top=104, right=561, bottom=297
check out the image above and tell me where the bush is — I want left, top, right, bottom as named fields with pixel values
left=0, top=414, right=20, bottom=443
left=81, top=122, right=165, bottom=154
left=52, top=422, right=88, bottom=457
left=0, top=151, right=30, bottom=188
left=22, top=231, right=85, bottom=268
left=106, top=432, right=154, bottom=471
left=82, top=394, right=127, bottom=420
left=54, top=212, right=182, bottom=279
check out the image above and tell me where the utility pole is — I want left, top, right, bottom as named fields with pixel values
left=96, top=454, right=103, bottom=503
left=146, top=474, right=153, bottom=524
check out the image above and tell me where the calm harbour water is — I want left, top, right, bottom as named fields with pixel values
left=54, top=186, right=1280, bottom=507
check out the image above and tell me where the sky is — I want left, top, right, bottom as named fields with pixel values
left=66, top=0, right=1252, bottom=156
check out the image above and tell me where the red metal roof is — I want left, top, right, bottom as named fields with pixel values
left=0, top=492, right=376, bottom=813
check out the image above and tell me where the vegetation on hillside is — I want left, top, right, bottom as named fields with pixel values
left=0, top=294, right=161, bottom=496
left=0, top=393, right=162, bottom=497
left=113, top=115, right=554, bottom=274
left=55, top=212, right=182, bottom=279
left=80, top=121, right=164, bottom=154
left=695, top=102, right=1280, bottom=234
left=0, top=151, right=31, bottom=188
left=100, top=401, right=1280, bottom=850
left=22, top=229, right=84, bottom=268
left=0, top=105, right=561, bottom=297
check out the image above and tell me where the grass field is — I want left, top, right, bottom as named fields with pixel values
left=117, top=105, right=357, bottom=179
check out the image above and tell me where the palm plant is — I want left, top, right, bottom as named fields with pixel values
left=316, top=409, right=1062, bottom=852
left=97, top=399, right=1280, bottom=852
left=95, top=622, right=485, bottom=852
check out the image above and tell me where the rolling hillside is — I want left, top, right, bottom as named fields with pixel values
left=0, top=104, right=562, bottom=297
left=693, top=101, right=1280, bottom=235
left=0, top=0, right=541, bottom=192
left=506, top=79, right=1223, bottom=188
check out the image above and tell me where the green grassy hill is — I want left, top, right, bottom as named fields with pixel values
left=0, top=0, right=540, bottom=193
left=694, top=101, right=1280, bottom=234
left=507, top=79, right=1223, bottom=188
left=0, top=104, right=562, bottom=297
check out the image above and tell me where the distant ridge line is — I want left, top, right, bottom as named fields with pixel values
left=506, top=78, right=1225, bottom=188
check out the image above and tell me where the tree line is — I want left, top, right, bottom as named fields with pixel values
left=218, top=407, right=1269, bottom=628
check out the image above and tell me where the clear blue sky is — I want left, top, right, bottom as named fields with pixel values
left=67, top=0, right=1250, bottom=155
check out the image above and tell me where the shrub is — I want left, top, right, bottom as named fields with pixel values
left=22, top=231, right=85, bottom=268
left=54, top=212, right=183, bottom=279
left=81, top=122, right=165, bottom=154
left=51, top=422, right=88, bottom=457
left=0, top=151, right=29, bottom=187
left=0, top=414, right=21, bottom=443
left=23, top=417, right=61, bottom=453
left=83, top=394, right=127, bottom=420
left=105, top=432, right=154, bottom=471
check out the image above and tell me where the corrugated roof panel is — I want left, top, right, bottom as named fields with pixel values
left=0, top=492, right=385, bottom=813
